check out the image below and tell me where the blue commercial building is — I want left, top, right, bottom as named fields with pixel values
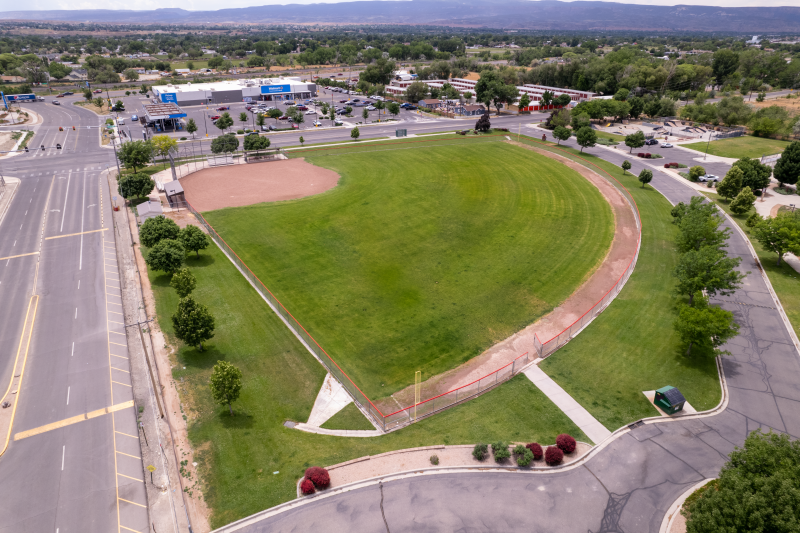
left=151, top=77, right=317, bottom=107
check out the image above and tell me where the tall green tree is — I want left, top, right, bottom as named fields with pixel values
left=752, top=212, right=800, bottom=266
left=186, top=118, right=198, bottom=138
left=118, top=140, right=151, bottom=173
left=215, top=112, right=234, bottom=133
left=239, top=111, right=248, bottom=130
left=688, top=166, right=706, bottom=182
left=638, top=168, right=653, bottom=188
left=145, top=239, right=185, bottom=274
left=716, top=166, right=744, bottom=201
left=673, top=246, right=744, bottom=305
left=684, top=430, right=800, bottom=533
left=773, top=141, right=800, bottom=188
left=575, top=126, right=597, bottom=153
left=518, top=93, right=530, bottom=111
left=209, top=361, right=243, bottom=416
left=351, top=126, right=360, bottom=140
left=552, top=125, right=570, bottom=145
left=179, top=225, right=210, bottom=257
left=571, top=112, right=591, bottom=131
left=268, top=108, right=282, bottom=125
left=674, top=294, right=739, bottom=357
left=624, top=131, right=645, bottom=153
left=170, top=267, right=196, bottom=298
left=118, top=173, right=155, bottom=200
left=731, top=157, right=772, bottom=193
left=404, top=81, right=428, bottom=103
left=210, top=133, right=239, bottom=154
left=729, top=186, right=757, bottom=216
left=171, top=296, right=215, bottom=351
left=671, top=197, right=730, bottom=254
left=621, top=160, right=631, bottom=174
left=712, top=49, right=739, bottom=86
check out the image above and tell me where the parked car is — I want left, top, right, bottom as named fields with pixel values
left=278, top=115, right=289, bottom=120
left=216, top=106, right=229, bottom=111
left=93, top=89, right=103, bottom=94
left=698, top=174, right=720, bottom=182
left=644, top=138, right=658, bottom=146
left=334, top=119, right=343, bottom=125
left=313, top=120, right=323, bottom=127
left=52, top=100, right=60, bottom=105
left=245, top=105, right=254, bottom=110
left=305, top=110, right=316, bottom=115
left=406, top=105, right=418, bottom=110
left=245, top=131, right=259, bottom=136
left=56, top=94, right=65, bottom=97
left=661, top=142, right=674, bottom=148
left=366, top=105, right=376, bottom=111
left=296, top=105, right=308, bottom=110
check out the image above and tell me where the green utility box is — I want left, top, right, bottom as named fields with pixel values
left=654, top=386, right=686, bottom=415
left=396, top=129, right=407, bottom=137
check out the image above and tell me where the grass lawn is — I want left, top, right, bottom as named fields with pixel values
left=320, top=403, right=375, bottom=430
left=593, top=130, right=625, bottom=141
left=682, top=136, right=791, bottom=159
left=203, top=139, right=614, bottom=399
left=146, top=243, right=590, bottom=528
left=701, top=193, right=800, bottom=336
left=510, top=137, right=722, bottom=430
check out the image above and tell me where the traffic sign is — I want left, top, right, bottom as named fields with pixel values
left=146, top=465, right=156, bottom=472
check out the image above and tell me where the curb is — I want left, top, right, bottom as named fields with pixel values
left=658, top=478, right=715, bottom=533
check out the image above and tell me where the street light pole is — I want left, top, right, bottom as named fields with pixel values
left=703, top=132, right=712, bottom=160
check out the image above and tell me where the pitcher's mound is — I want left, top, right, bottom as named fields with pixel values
left=181, top=158, right=340, bottom=212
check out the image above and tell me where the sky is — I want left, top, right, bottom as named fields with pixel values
left=16, top=0, right=795, bottom=11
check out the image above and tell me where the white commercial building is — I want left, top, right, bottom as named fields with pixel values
left=151, top=77, right=317, bottom=107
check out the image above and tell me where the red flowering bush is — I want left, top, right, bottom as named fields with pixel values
left=300, top=478, right=316, bottom=495
left=545, top=446, right=564, bottom=466
left=556, top=434, right=577, bottom=454
left=305, top=466, right=331, bottom=489
left=526, top=442, right=543, bottom=460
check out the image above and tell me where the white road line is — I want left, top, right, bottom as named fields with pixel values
left=74, top=308, right=77, bottom=319
left=71, top=342, right=74, bottom=356
left=60, top=171, right=71, bottom=233
left=61, top=446, right=65, bottom=470
left=24, top=210, right=27, bottom=215
left=79, top=171, right=86, bottom=271
left=66, top=387, right=70, bottom=405
left=77, top=280, right=80, bottom=289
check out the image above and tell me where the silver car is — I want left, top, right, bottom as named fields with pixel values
left=698, top=174, right=720, bottom=182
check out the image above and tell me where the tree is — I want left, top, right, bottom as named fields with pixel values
left=145, top=239, right=185, bottom=274
left=387, top=102, right=400, bottom=118
left=541, top=90, right=554, bottom=106
left=773, top=141, right=800, bottom=188
left=118, top=140, right=151, bottom=173
left=716, top=96, right=752, bottom=127
left=268, top=108, right=282, bottom=125
left=624, top=131, right=646, bottom=153
left=622, top=160, right=631, bottom=174
left=255, top=113, right=266, bottom=131
left=362, top=108, right=369, bottom=122
left=712, top=49, right=740, bottom=86
left=475, top=112, right=491, bottom=132
left=688, top=166, right=706, bottom=182
left=716, top=166, right=744, bottom=201
left=170, top=267, right=196, bottom=298
left=614, top=88, right=630, bottom=101
left=684, top=430, right=800, bottom=533
left=186, top=118, right=198, bottom=138
left=210, top=133, right=239, bottom=154
left=118, top=173, right=155, bottom=200
left=729, top=186, right=756, bottom=216
left=518, top=93, right=530, bottom=111
left=209, top=361, right=242, bottom=416
left=83, top=88, right=92, bottom=102
left=673, top=246, right=744, bottom=305
left=22, top=61, right=48, bottom=84
left=554, top=94, right=571, bottom=107
left=674, top=294, right=739, bottom=356
left=92, top=97, right=105, bottom=112
left=299, top=136, right=304, bottom=146
left=293, top=112, right=305, bottom=128
left=243, top=134, right=270, bottom=151
left=139, top=215, right=180, bottom=248
left=179, top=225, right=210, bottom=258
left=329, top=107, right=336, bottom=124
left=545, top=107, right=571, bottom=130
left=350, top=126, right=360, bottom=140
left=123, top=68, right=139, bottom=81
left=638, top=168, right=653, bottom=188
left=752, top=213, right=800, bottom=266
left=575, top=126, right=597, bottom=153
left=239, top=111, right=248, bottom=130
left=671, top=197, right=730, bottom=254
left=48, top=62, right=73, bottom=81
left=571, top=112, right=591, bottom=131
left=732, top=157, right=771, bottom=193
left=171, top=296, right=215, bottom=351
left=553, top=125, right=570, bottom=145
left=151, top=135, right=177, bottom=166
left=215, top=112, right=233, bottom=133
left=404, top=81, right=428, bottom=103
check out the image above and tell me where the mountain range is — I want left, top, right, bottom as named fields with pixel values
left=2, top=0, right=799, bottom=32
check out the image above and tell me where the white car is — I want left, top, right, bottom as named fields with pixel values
left=305, top=109, right=316, bottom=115
left=313, top=120, right=323, bottom=127
left=117, top=118, right=125, bottom=125
left=334, top=119, right=343, bottom=126
left=366, top=105, right=376, bottom=111
left=698, top=174, right=720, bottom=182
left=661, top=142, right=674, bottom=148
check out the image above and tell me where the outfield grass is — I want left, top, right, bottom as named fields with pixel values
left=510, top=138, right=722, bottom=430
left=702, top=193, right=800, bottom=336
left=682, top=136, right=791, bottom=159
left=146, top=243, right=590, bottom=527
left=203, top=139, right=614, bottom=399
left=320, top=403, right=375, bottom=430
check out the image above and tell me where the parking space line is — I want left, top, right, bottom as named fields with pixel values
left=116, top=450, right=140, bottom=460
left=115, top=431, right=138, bottom=439
left=118, top=498, right=146, bottom=508
left=117, top=472, right=144, bottom=483
left=111, top=354, right=128, bottom=360
left=112, top=380, right=131, bottom=388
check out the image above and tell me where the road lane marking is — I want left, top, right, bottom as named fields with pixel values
left=66, top=387, right=70, bottom=405
left=62, top=445, right=65, bottom=470
left=79, top=170, right=85, bottom=271
left=118, top=498, right=146, bottom=508
left=115, top=431, right=138, bottom=439
left=109, top=341, right=127, bottom=347
left=59, top=171, right=71, bottom=232
left=112, top=367, right=130, bottom=374
left=45, top=227, right=108, bottom=240
left=111, top=381, right=131, bottom=388
left=0, top=252, right=39, bottom=261
left=120, top=525, right=142, bottom=532
left=117, top=472, right=143, bottom=483
left=111, top=354, right=128, bottom=360
left=116, top=450, right=140, bottom=460
left=71, top=342, right=74, bottom=356
left=13, top=400, right=134, bottom=441
left=109, top=331, right=126, bottom=336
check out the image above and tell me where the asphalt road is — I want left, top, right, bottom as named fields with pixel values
left=0, top=101, right=147, bottom=533
left=212, top=124, right=800, bottom=532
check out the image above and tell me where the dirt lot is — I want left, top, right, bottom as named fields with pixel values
left=180, top=158, right=340, bottom=212
left=751, top=96, right=800, bottom=116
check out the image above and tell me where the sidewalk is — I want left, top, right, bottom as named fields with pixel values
left=523, top=365, right=612, bottom=445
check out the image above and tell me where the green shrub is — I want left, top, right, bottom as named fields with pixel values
left=491, top=441, right=511, bottom=463
left=180, top=137, right=187, bottom=140
left=472, top=443, right=488, bottom=461
left=429, top=454, right=439, bottom=465
left=514, top=446, right=534, bottom=467
left=236, top=129, right=245, bottom=134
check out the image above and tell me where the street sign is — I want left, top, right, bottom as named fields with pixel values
left=146, top=465, right=156, bottom=472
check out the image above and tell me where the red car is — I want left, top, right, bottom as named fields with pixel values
left=210, top=115, right=221, bottom=120
left=216, top=106, right=229, bottom=111
left=296, top=105, right=308, bottom=111
left=278, top=115, right=289, bottom=120
left=93, top=89, right=102, bottom=93
left=56, top=94, right=66, bottom=97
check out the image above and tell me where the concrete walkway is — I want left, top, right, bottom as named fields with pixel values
left=306, top=373, right=354, bottom=427
left=523, top=365, right=612, bottom=444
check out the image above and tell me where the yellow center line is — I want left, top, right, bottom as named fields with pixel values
left=116, top=450, right=141, bottom=460
left=14, top=400, right=134, bottom=441
left=118, top=498, right=146, bottom=508
left=0, top=252, right=39, bottom=262
left=44, top=228, right=108, bottom=240
left=117, top=472, right=144, bottom=483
